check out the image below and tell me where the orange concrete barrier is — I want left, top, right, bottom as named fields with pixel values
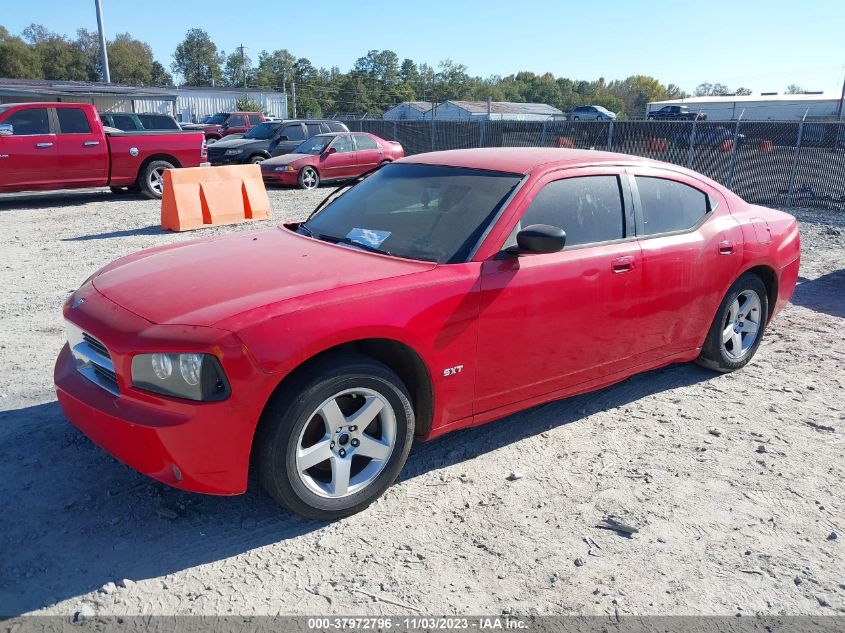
left=646, top=138, right=668, bottom=152
left=716, top=139, right=734, bottom=153
left=554, top=136, right=576, bottom=148
left=160, top=164, right=271, bottom=232
left=758, top=139, right=774, bottom=153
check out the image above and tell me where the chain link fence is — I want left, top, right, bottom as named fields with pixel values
left=340, top=119, right=845, bottom=208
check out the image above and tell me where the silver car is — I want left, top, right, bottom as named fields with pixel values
left=570, top=105, right=617, bottom=121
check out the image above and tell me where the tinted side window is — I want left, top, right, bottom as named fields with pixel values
left=354, top=134, right=379, bottom=150
left=306, top=123, right=323, bottom=137
left=282, top=124, right=305, bottom=141
left=226, top=115, right=246, bottom=127
left=5, top=108, right=50, bottom=135
left=520, top=176, right=625, bottom=247
left=326, top=121, right=347, bottom=132
left=111, top=114, right=139, bottom=130
left=57, top=108, right=92, bottom=134
left=137, top=114, right=178, bottom=130
left=248, top=114, right=262, bottom=125
left=636, top=176, right=710, bottom=235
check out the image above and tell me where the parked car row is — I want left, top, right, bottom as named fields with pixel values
left=207, top=119, right=349, bottom=164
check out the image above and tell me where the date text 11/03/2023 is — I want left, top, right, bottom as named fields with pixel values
left=306, top=617, right=528, bottom=630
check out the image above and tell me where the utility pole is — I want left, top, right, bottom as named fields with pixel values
left=94, top=0, right=110, bottom=83
left=237, top=44, right=247, bottom=88
left=291, top=82, right=297, bottom=118
left=837, top=70, right=845, bottom=120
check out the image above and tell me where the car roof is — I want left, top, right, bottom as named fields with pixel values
left=396, top=147, right=657, bottom=175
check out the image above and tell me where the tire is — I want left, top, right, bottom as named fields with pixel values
left=110, top=185, right=140, bottom=195
left=647, top=115, right=655, bottom=120
left=573, top=116, right=580, bottom=121
left=297, top=166, right=320, bottom=190
left=249, top=155, right=266, bottom=164
left=256, top=354, right=415, bottom=520
left=205, top=136, right=219, bottom=144
left=697, top=273, right=769, bottom=373
left=137, top=160, right=173, bottom=199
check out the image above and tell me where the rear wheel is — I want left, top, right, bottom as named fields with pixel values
left=697, top=273, right=768, bottom=372
left=249, top=155, right=266, bottom=164
left=137, top=160, right=173, bottom=199
left=298, top=166, right=320, bottom=189
left=256, top=354, right=415, bottom=520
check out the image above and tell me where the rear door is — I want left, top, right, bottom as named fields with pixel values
left=352, top=133, right=383, bottom=172
left=474, top=169, right=644, bottom=413
left=0, top=106, right=58, bottom=190
left=223, top=114, right=248, bottom=136
left=272, top=122, right=306, bottom=155
left=627, top=167, right=743, bottom=361
left=51, top=106, right=108, bottom=187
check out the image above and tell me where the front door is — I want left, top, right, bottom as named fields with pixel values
left=0, top=106, right=58, bottom=191
left=319, top=134, right=357, bottom=181
left=271, top=123, right=306, bottom=155
left=474, top=169, right=644, bottom=414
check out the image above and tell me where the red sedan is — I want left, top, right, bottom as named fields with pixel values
left=260, top=132, right=404, bottom=189
left=55, top=148, right=800, bottom=519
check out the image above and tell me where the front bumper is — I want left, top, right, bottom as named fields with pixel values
left=261, top=169, right=298, bottom=186
left=54, top=285, right=271, bottom=495
left=208, top=153, right=246, bottom=166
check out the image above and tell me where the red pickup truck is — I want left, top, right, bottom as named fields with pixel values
left=182, top=111, right=266, bottom=143
left=0, top=102, right=207, bottom=199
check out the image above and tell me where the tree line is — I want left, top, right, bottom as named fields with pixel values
left=1, top=24, right=787, bottom=119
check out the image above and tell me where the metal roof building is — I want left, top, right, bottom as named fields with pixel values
left=382, top=101, right=434, bottom=120
left=647, top=92, right=843, bottom=121
left=383, top=100, right=564, bottom=121
left=0, top=79, right=288, bottom=121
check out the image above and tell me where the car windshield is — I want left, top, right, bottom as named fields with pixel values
left=294, top=135, right=334, bottom=154
left=244, top=122, right=281, bottom=139
left=300, top=163, right=523, bottom=264
left=205, top=113, right=227, bottom=125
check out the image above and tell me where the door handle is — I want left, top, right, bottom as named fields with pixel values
left=611, top=255, right=635, bottom=273
left=35, top=142, right=53, bottom=149
left=718, top=240, right=736, bottom=255
left=83, top=141, right=100, bottom=147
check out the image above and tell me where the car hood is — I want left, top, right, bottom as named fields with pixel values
left=261, top=153, right=311, bottom=166
left=92, top=227, right=435, bottom=327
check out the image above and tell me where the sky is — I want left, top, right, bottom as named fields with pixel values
left=5, top=0, right=845, bottom=94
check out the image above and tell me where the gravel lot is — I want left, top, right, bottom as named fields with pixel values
left=0, top=186, right=842, bottom=617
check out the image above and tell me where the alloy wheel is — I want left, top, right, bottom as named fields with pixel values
left=149, top=167, right=165, bottom=195
left=722, top=290, right=762, bottom=360
left=294, top=388, right=396, bottom=498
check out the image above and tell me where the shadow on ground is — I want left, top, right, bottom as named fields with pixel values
left=63, top=225, right=166, bottom=241
left=0, top=362, right=713, bottom=615
left=791, top=270, right=845, bottom=318
left=0, top=190, right=140, bottom=211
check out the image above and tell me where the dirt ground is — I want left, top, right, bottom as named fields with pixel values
left=0, top=186, right=842, bottom=617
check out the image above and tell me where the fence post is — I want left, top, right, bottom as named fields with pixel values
left=607, top=120, right=613, bottom=151
left=430, top=116, right=435, bottom=152
left=686, top=119, right=698, bottom=169
left=539, top=120, right=547, bottom=147
left=725, top=115, right=743, bottom=190
left=480, top=120, right=485, bottom=148
left=787, top=117, right=806, bottom=206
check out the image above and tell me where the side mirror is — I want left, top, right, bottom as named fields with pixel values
left=325, top=146, right=337, bottom=155
left=507, top=224, right=566, bottom=255
left=0, top=124, right=13, bottom=137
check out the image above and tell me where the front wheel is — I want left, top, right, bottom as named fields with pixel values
left=298, top=166, right=320, bottom=189
left=137, top=160, right=174, bottom=199
left=256, top=354, right=415, bottom=520
left=697, top=273, right=769, bottom=372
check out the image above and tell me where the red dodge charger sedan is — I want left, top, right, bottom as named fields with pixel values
left=260, top=132, right=404, bottom=189
left=55, top=148, right=800, bottom=519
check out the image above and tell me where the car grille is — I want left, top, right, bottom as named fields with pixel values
left=66, top=322, right=119, bottom=396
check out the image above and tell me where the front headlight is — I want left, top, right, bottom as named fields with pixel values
left=224, top=148, right=243, bottom=156
left=131, top=353, right=230, bottom=401
left=274, top=165, right=295, bottom=172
